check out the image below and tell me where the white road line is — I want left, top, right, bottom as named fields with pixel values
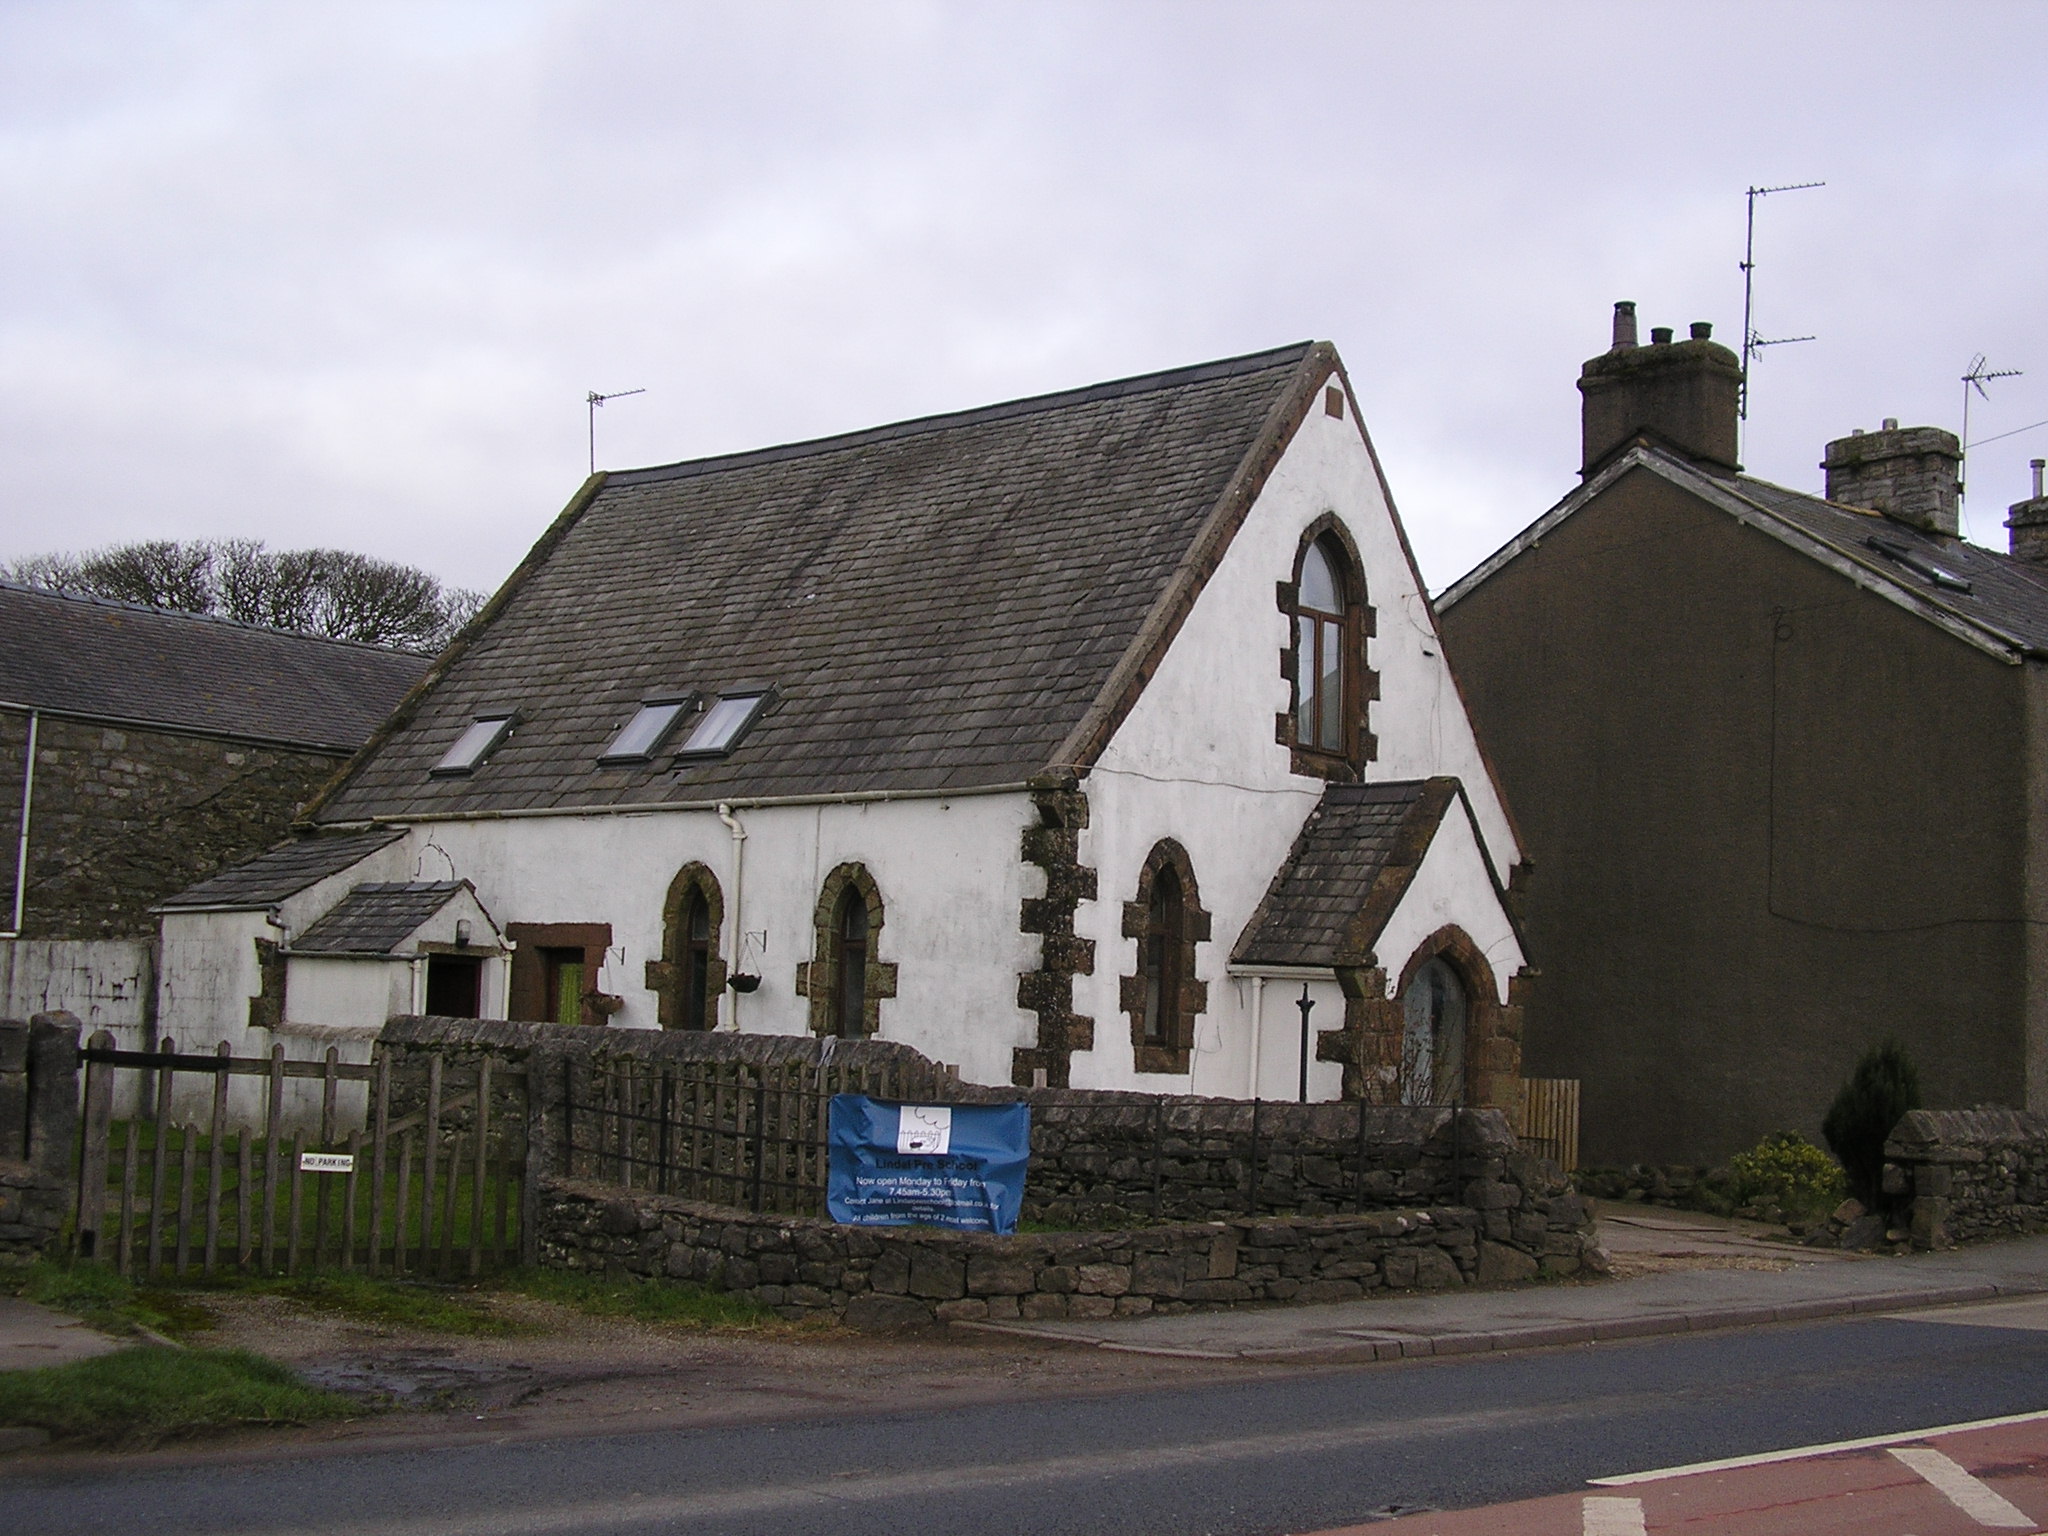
left=1890, top=1447, right=2037, bottom=1529
left=1589, top=1406, right=2048, bottom=1486
left=1582, top=1495, right=1647, bottom=1535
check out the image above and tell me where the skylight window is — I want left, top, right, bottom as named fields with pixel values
left=675, top=690, right=770, bottom=760
left=1865, top=536, right=1974, bottom=594
left=430, top=715, right=515, bottom=776
left=600, top=695, right=694, bottom=764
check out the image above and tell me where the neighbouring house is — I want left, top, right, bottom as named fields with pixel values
left=0, top=582, right=427, bottom=1042
left=1436, top=302, right=2048, bottom=1166
left=156, top=343, right=1530, bottom=1112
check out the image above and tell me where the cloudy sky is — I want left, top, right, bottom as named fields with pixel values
left=2, top=1, right=2044, bottom=599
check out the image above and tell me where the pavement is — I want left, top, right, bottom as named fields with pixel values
left=0, top=1294, right=121, bottom=1372
left=958, top=1207, right=2048, bottom=1364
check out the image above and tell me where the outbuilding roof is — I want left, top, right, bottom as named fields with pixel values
left=155, top=829, right=404, bottom=911
left=312, top=342, right=1335, bottom=820
left=290, top=881, right=467, bottom=955
left=0, top=582, right=428, bottom=750
left=1232, top=780, right=1455, bottom=969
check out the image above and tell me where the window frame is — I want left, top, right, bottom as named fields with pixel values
left=430, top=713, right=517, bottom=777
left=599, top=692, right=696, bottom=765
left=672, top=687, right=773, bottom=762
left=1120, top=840, right=1211, bottom=1076
left=1276, top=522, right=1377, bottom=778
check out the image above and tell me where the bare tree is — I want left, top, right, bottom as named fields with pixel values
left=4, top=538, right=485, bottom=653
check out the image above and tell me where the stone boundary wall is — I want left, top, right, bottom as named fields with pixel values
left=1885, top=1107, right=2048, bottom=1248
left=379, top=1018, right=1560, bottom=1225
left=537, top=1169, right=1596, bottom=1328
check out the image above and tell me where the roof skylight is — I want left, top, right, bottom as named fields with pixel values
left=430, top=715, right=515, bottom=776
left=1865, top=537, right=1974, bottom=594
left=600, top=695, right=693, bottom=764
left=675, top=690, right=770, bottom=760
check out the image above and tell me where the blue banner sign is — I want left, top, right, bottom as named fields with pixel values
left=826, top=1095, right=1029, bottom=1235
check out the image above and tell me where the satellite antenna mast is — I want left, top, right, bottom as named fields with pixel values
left=586, top=388, right=647, bottom=475
left=1738, top=180, right=1824, bottom=441
left=1960, top=354, right=2023, bottom=505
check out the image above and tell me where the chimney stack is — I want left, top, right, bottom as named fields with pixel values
left=1821, top=421, right=1962, bottom=537
left=1577, top=303, right=1742, bottom=478
left=2007, top=457, right=2048, bottom=565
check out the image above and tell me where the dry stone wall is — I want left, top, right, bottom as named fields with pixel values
left=538, top=1170, right=1595, bottom=1328
left=1885, top=1107, right=2048, bottom=1247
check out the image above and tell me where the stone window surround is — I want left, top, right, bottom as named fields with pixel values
left=1119, top=838, right=1212, bottom=1076
left=794, top=862, right=898, bottom=1038
left=643, top=862, right=728, bottom=1031
left=1275, top=514, right=1379, bottom=780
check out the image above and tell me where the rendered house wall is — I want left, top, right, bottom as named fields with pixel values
left=1439, top=466, right=2026, bottom=1165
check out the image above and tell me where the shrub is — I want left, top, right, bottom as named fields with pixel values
left=1822, top=1039, right=1922, bottom=1206
left=1725, top=1132, right=1845, bottom=1220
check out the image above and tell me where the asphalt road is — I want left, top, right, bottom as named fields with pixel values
left=10, top=1312, right=2048, bottom=1536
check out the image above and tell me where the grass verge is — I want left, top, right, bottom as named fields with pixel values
left=234, top=1273, right=534, bottom=1337
left=497, top=1268, right=800, bottom=1331
left=2, top=1259, right=214, bottom=1339
left=0, top=1346, right=355, bottom=1448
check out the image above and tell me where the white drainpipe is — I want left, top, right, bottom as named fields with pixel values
left=5, top=711, right=39, bottom=938
left=1247, top=974, right=1266, bottom=1099
left=716, top=801, right=748, bottom=1031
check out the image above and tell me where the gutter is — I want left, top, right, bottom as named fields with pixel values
left=341, top=778, right=1035, bottom=827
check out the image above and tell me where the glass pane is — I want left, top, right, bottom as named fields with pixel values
left=679, top=693, right=764, bottom=754
left=432, top=715, right=513, bottom=774
left=603, top=700, right=686, bottom=760
left=1319, top=618, right=1344, bottom=748
left=1295, top=615, right=1317, bottom=741
left=1299, top=540, right=1341, bottom=613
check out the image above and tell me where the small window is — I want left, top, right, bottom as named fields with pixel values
left=431, top=715, right=514, bottom=776
left=682, top=889, right=714, bottom=1032
left=1400, top=956, right=1468, bottom=1106
left=1866, top=536, right=1974, bottom=594
left=1142, top=866, right=1183, bottom=1046
left=675, top=690, right=769, bottom=759
left=600, top=695, right=693, bottom=763
left=1295, top=539, right=1348, bottom=753
left=830, top=886, right=870, bottom=1039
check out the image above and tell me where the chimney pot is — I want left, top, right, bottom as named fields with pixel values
left=1611, top=301, right=1638, bottom=351
left=2008, top=460, right=2048, bottom=564
left=1823, top=421, right=1962, bottom=537
left=1650, top=326, right=1674, bottom=345
left=2033, top=458, right=2044, bottom=500
left=1689, top=322, right=1713, bottom=340
left=1851, top=427, right=1864, bottom=437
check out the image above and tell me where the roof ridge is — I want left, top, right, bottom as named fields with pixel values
left=0, top=578, right=430, bottom=659
left=606, top=342, right=1318, bottom=488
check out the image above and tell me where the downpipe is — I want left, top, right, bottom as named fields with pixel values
left=716, top=801, right=748, bottom=1030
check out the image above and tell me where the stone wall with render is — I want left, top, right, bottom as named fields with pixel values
left=0, top=1013, right=81, bottom=1263
left=1885, top=1107, right=2048, bottom=1248
left=537, top=1159, right=1594, bottom=1328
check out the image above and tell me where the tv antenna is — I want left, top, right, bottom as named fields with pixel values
left=1738, top=180, right=1824, bottom=431
left=1960, top=355, right=2023, bottom=505
left=586, top=388, right=646, bottom=475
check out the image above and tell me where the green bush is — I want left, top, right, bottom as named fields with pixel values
left=1726, top=1132, right=1845, bottom=1220
left=1822, top=1039, right=1922, bottom=1207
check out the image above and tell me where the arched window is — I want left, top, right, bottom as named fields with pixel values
left=1296, top=539, right=1347, bottom=752
left=1121, top=840, right=1212, bottom=1075
left=831, top=885, right=870, bottom=1039
left=1399, top=955, right=1468, bottom=1106
left=645, top=863, right=725, bottom=1031
left=798, top=863, right=898, bottom=1037
left=682, top=889, right=714, bottom=1033
left=1280, top=524, right=1377, bottom=774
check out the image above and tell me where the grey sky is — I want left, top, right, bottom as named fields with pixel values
left=2, top=2, right=2043, bottom=597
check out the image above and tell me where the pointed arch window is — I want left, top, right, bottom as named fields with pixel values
left=643, top=863, right=726, bottom=1031
left=1121, top=840, right=1211, bottom=1075
left=1279, top=524, right=1377, bottom=775
left=1399, top=955, right=1469, bottom=1106
left=796, top=863, right=898, bottom=1038
left=831, top=886, right=870, bottom=1039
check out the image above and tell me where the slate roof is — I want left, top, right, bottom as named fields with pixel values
left=1728, top=477, right=2048, bottom=655
left=155, top=829, right=404, bottom=911
left=0, top=582, right=428, bottom=750
left=290, top=881, right=465, bottom=955
left=313, top=342, right=1325, bottom=820
left=1233, top=780, right=1453, bottom=969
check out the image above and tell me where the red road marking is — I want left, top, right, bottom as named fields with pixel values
left=1308, top=1418, right=2048, bottom=1534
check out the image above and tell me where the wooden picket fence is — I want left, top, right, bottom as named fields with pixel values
left=1517, top=1076, right=1581, bottom=1172
left=74, top=1032, right=528, bottom=1279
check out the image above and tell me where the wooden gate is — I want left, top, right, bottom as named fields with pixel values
left=1516, top=1076, right=1581, bottom=1172
left=73, top=1031, right=529, bottom=1280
